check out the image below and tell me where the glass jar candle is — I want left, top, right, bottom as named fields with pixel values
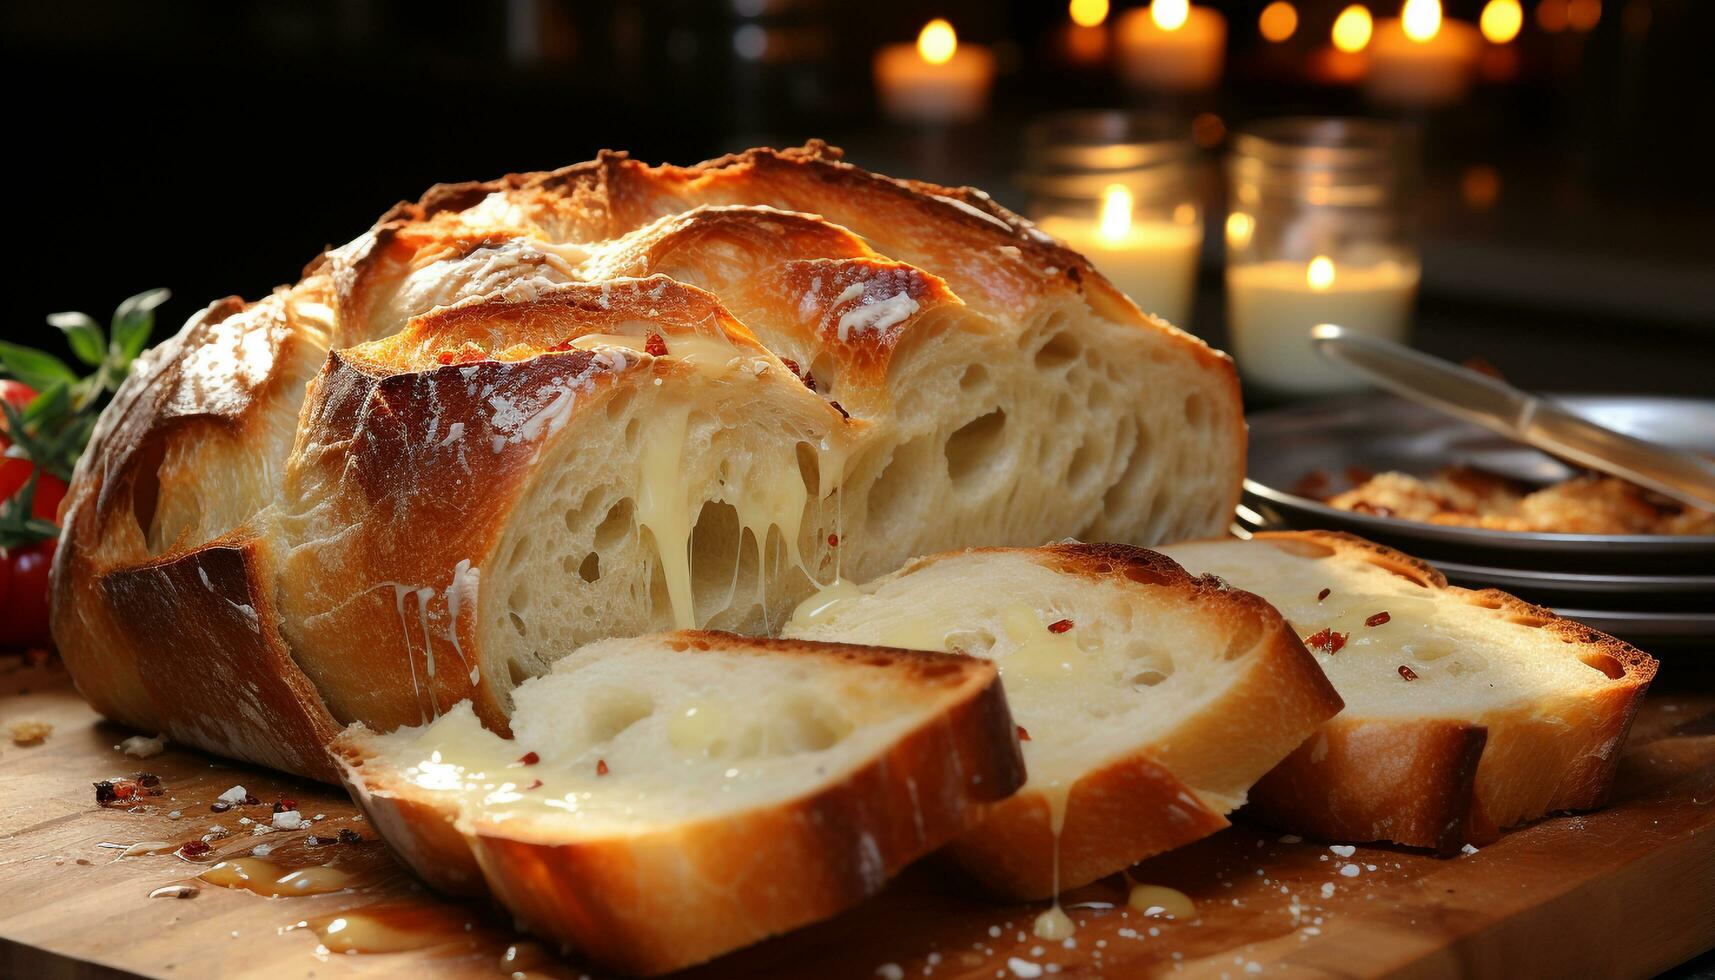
left=1021, top=111, right=1203, bottom=330
left=1225, top=118, right=1420, bottom=399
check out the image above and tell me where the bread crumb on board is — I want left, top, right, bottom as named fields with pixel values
left=9, top=719, right=52, bottom=746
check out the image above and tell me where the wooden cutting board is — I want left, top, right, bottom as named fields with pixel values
left=3, top=651, right=1713, bottom=980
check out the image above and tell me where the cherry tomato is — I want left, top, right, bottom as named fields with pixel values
left=0, top=539, right=55, bottom=648
left=0, top=381, right=67, bottom=521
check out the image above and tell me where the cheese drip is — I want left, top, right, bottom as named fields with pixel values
left=627, top=339, right=852, bottom=631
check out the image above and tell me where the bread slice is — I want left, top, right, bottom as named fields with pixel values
left=780, top=543, right=1343, bottom=900
left=331, top=630, right=1024, bottom=976
left=1159, top=532, right=1659, bottom=850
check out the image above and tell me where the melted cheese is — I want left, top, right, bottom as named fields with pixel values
left=199, top=858, right=355, bottom=897
left=1127, top=882, right=1196, bottom=918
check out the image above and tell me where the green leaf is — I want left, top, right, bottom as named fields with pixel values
left=0, top=341, right=78, bottom=391
left=46, top=311, right=106, bottom=366
left=22, top=381, right=71, bottom=423
left=112, top=288, right=170, bottom=362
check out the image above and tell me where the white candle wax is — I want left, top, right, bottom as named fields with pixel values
left=1366, top=17, right=1481, bottom=106
left=874, top=22, right=995, bottom=124
left=1226, top=258, right=1420, bottom=396
left=1115, top=3, right=1226, bottom=92
left=1038, top=214, right=1202, bottom=328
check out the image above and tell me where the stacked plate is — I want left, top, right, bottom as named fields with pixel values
left=1237, top=393, right=1715, bottom=652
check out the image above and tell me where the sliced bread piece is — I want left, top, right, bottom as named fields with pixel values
left=332, top=630, right=1024, bottom=976
left=1159, top=532, right=1659, bottom=850
left=781, top=543, right=1343, bottom=901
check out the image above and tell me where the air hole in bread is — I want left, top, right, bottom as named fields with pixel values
left=1183, top=391, right=1207, bottom=429
left=1266, top=539, right=1337, bottom=560
left=577, top=553, right=601, bottom=583
left=606, top=387, right=636, bottom=421
left=868, top=436, right=933, bottom=531
left=130, top=436, right=169, bottom=554
left=624, top=417, right=642, bottom=450
left=509, top=580, right=532, bottom=613
left=1580, top=652, right=1625, bottom=680
left=945, top=409, right=1008, bottom=488
left=594, top=498, right=635, bottom=551
left=1472, top=596, right=1504, bottom=610
left=1220, top=617, right=1263, bottom=661
left=507, top=658, right=533, bottom=688
left=809, top=353, right=839, bottom=397
left=794, top=442, right=821, bottom=500
left=1034, top=331, right=1081, bottom=369
left=1067, top=438, right=1102, bottom=494
left=1128, top=668, right=1169, bottom=689
left=959, top=363, right=990, bottom=393
left=584, top=687, right=655, bottom=743
left=688, top=500, right=749, bottom=605
left=945, top=628, right=996, bottom=657
left=1507, top=614, right=1550, bottom=628
left=1102, top=425, right=1152, bottom=514
left=508, top=610, right=527, bottom=638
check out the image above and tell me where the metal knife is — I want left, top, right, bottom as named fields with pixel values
left=1310, top=324, right=1715, bottom=511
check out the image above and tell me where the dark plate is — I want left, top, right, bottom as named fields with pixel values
left=1243, top=393, right=1715, bottom=573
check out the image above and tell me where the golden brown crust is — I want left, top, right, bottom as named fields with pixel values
left=1245, top=717, right=1489, bottom=851
left=100, top=538, right=343, bottom=782
left=51, top=289, right=330, bottom=751
left=939, top=752, right=1230, bottom=900
left=1230, top=531, right=1658, bottom=848
left=334, top=631, right=1025, bottom=975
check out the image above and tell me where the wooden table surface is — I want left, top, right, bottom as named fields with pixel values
left=3, top=652, right=1713, bottom=980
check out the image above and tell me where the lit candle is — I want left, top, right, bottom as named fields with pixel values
left=1366, top=0, right=1481, bottom=107
left=1037, top=185, right=1203, bottom=328
left=1115, top=0, right=1227, bottom=92
left=1226, top=256, right=1420, bottom=396
left=1061, top=0, right=1111, bottom=66
left=874, top=19, right=996, bottom=124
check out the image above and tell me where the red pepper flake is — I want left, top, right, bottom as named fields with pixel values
left=178, top=840, right=212, bottom=859
left=829, top=400, right=850, bottom=420
left=827, top=533, right=839, bottom=548
left=1366, top=611, right=1392, bottom=628
left=1047, top=619, right=1074, bottom=634
left=1305, top=628, right=1348, bottom=654
left=524, top=778, right=544, bottom=790
left=1016, top=725, right=1031, bottom=742
left=517, top=751, right=540, bottom=766
left=93, top=780, right=118, bottom=805
left=644, top=333, right=668, bottom=357
left=596, top=759, right=610, bottom=776
left=802, top=371, right=818, bottom=393
left=1398, top=664, right=1418, bottom=681
left=273, top=798, right=297, bottom=814
left=337, top=828, right=363, bottom=845
left=436, top=350, right=455, bottom=364
left=114, top=782, right=137, bottom=801
left=210, top=801, right=232, bottom=814
left=135, top=772, right=161, bottom=788
left=1317, top=588, right=1331, bottom=602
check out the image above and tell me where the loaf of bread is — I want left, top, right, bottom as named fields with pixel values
left=50, top=143, right=1243, bottom=779
left=1160, top=532, right=1658, bottom=849
left=334, top=630, right=1024, bottom=975
left=782, top=543, right=1342, bottom=902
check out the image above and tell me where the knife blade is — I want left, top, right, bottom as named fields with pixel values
left=1310, top=324, right=1715, bottom=511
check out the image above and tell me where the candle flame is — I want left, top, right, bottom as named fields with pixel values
left=1479, top=0, right=1523, bottom=42
left=1403, top=0, right=1443, bottom=42
left=1225, top=212, right=1255, bottom=248
left=917, top=19, right=958, bottom=65
left=1069, top=0, right=1110, bottom=29
left=1307, top=256, right=1337, bottom=291
left=1151, top=0, right=1190, bottom=32
left=1259, top=2, right=1299, bottom=42
left=1332, top=5, right=1374, bottom=52
left=1099, top=184, right=1134, bottom=241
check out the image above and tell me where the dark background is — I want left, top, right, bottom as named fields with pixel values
left=5, top=0, right=1713, bottom=396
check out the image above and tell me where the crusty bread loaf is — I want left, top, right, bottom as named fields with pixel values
left=1159, top=532, right=1658, bottom=850
left=781, top=543, right=1342, bottom=900
left=51, top=143, right=1243, bottom=778
left=332, top=630, right=1024, bottom=976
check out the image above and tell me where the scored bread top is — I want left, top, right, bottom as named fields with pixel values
left=52, top=143, right=1245, bottom=782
